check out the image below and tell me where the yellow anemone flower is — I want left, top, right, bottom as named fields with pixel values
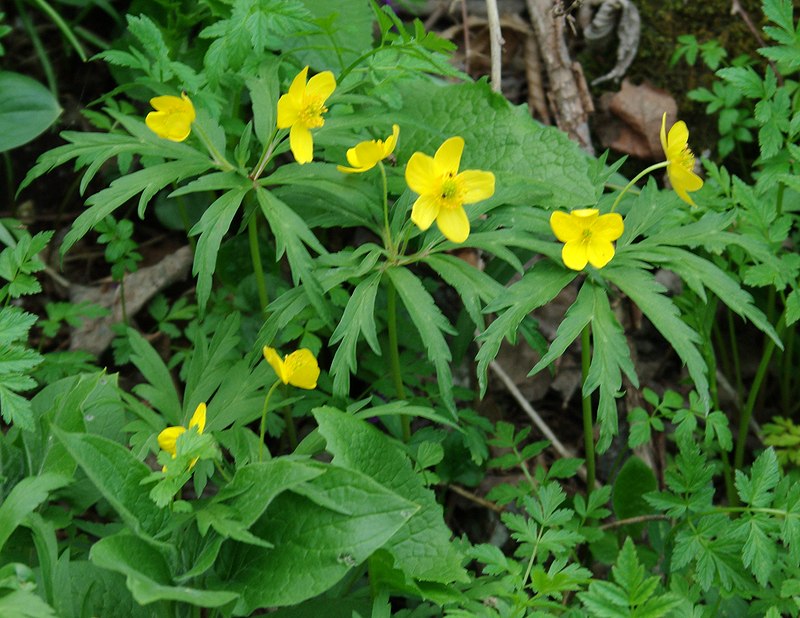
left=145, top=93, right=195, bottom=142
left=277, top=66, right=336, bottom=164
left=263, top=347, right=320, bottom=390
left=550, top=208, right=624, bottom=271
left=337, top=124, right=400, bottom=174
left=660, top=112, right=703, bottom=206
left=404, top=136, right=495, bottom=244
left=157, top=402, right=206, bottom=471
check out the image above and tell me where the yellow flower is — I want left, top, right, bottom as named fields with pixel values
left=277, top=66, right=336, bottom=164
left=337, top=124, right=400, bottom=174
left=263, top=347, right=320, bottom=390
left=660, top=112, right=703, bottom=206
left=157, top=402, right=206, bottom=471
left=145, top=93, right=195, bottom=142
left=550, top=208, right=624, bottom=271
left=404, top=136, right=495, bottom=244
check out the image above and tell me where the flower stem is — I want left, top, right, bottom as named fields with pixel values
left=176, top=198, right=196, bottom=251
left=250, top=129, right=282, bottom=182
left=609, top=161, right=669, bottom=213
left=193, top=123, right=234, bottom=172
left=378, top=161, right=394, bottom=254
left=581, top=322, right=596, bottom=494
left=259, top=379, right=281, bottom=462
left=386, top=275, right=409, bottom=441
left=283, top=406, right=298, bottom=451
left=248, top=215, right=269, bottom=312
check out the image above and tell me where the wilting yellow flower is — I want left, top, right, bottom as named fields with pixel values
left=277, top=66, right=336, bottom=164
left=405, top=136, right=495, bottom=243
left=145, top=93, right=195, bottom=142
left=263, top=347, right=320, bottom=390
left=550, top=208, right=624, bottom=270
left=337, top=124, right=400, bottom=174
left=661, top=112, right=703, bottom=206
left=157, top=402, right=206, bottom=470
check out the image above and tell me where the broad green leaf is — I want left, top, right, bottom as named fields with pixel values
left=397, top=80, right=596, bottom=209
left=222, top=464, right=416, bottom=613
left=246, top=60, right=279, bottom=146
left=477, top=261, right=576, bottom=395
left=127, top=329, right=182, bottom=424
left=604, top=265, right=709, bottom=411
left=315, top=407, right=468, bottom=584
left=189, top=187, right=249, bottom=313
left=0, top=589, right=57, bottom=617
left=385, top=266, right=456, bottom=414
left=0, top=473, right=69, bottom=553
left=612, top=456, right=657, bottom=535
left=54, top=430, right=170, bottom=542
left=0, top=72, right=61, bottom=152
left=90, top=534, right=238, bottom=607
left=329, top=271, right=382, bottom=397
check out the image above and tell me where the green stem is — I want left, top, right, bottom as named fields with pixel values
left=609, top=161, right=669, bottom=213
left=258, top=380, right=281, bottom=462
left=30, top=0, right=88, bottom=61
left=283, top=406, right=298, bottom=451
left=248, top=215, right=269, bottom=312
left=378, top=161, right=393, bottom=254
left=250, top=128, right=281, bottom=182
left=15, top=0, right=57, bottom=93
left=720, top=449, right=737, bottom=506
left=176, top=198, right=196, bottom=251
left=386, top=275, right=409, bottom=441
left=734, top=314, right=784, bottom=471
left=193, top=123, right=234, bottom=171
left=727, top=310, right=744, bottom=404
left=581, top=323, right=596, bottom=494
left=119, top=277, right=128, bottom=325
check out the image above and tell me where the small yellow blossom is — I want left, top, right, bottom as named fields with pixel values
left=157, top=402, right=206, bottom=471
left=145, top=93, right=195, bottom=142
left=404, top=136, right=495, bottom=244
left=550, top=208, right=624, bottom=271
left=263, top=347, right=320, bottom=390
left=277, top=66, right=336, bottom=164
left=661, top=112, right=704, bottom=206
left=337, top=124, right=400, bottom=174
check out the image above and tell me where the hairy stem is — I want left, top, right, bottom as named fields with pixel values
left=609, top=161, right=668, bottom=213
left=386, top=275, right=409, bottom=441
left=258, top=380, right=281, bottom=462
left=248, top=215, right=269, bottom=312
left=581, top=322, right=596, bottom=494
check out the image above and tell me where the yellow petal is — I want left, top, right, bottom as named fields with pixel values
left=284, top=349, right=320, bottom=390
left=587, top=239, right=615, bottom=269
left=660, top=112, right=669, bottom=157
left=263, top=346, right=288, bottom=384
left=667, top=120, right=689, bottom=151
left=411, top=195, right=439, bottom=231
left=436, top=206, right=470, bottom=243
left=306, top=71, right=336, bottom=103
left=290, top=123, right=313, bottom=164
left=277, top=92, right=300, bottom=129
left=561, top=240, right=589, bottom=270
left=550, top=211, right=582, bottom=243
left=593, top=213, right=624, bottom=242
left=405, top=152, right=440, bottom=196
left=669, top=163, right=704, bottom=192
left=158, top=425, right=186, bottom=456
left=383, top=124, right=400, bottom=157
left=287, top=66, right=309, bottom=102
left=457, top=170, right=495, bottom=204
left=145, top=110, right=193, bottom=142
left=189, top=402, right=206, bottom=434
left=434, top=136, right=464, bottom=176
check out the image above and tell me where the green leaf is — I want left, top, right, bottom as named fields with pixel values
left=329, top=272, right=382, bottom=397
left=55, top=559, right=154, bottom=618
left=90, top=534, right=238, bottom=607
left=246, top=61, right=279, bottom=146
left=397, top=80, right=596, bottom=209
left=385, top=266, right=457, bottom=415
left=0, top=307, right=37, bottom=346
left=189, top=187, right=249, bottom=313
left=604, top=265, right=709, bottom=411
left=612, top=456, right=657, bottom=534
left=0, top=72, right=61, bottom=152
left=315, top=407, right=468, bottom=584
left=716, top=66, right=764, bottom=98
left=54, top=429, right=170, bottom=543
left=477, top=261, right=576, bottom=395
left=221, top=463, right=417, bottom=613
left=0, top=589, right=57, bottom=618
left=0, top=473, right=69, bottom=553
left=735, top=448, right=780, bottom=508
left=127, top=328, right=182, bottom=424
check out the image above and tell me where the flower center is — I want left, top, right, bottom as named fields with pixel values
left=582, top=228, right=593, bottom=242
left=677, top=146, right=695, bottom=172
left=439, top=173, right=460, bottom=206
left=300, top=96, right=327, bottom=128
